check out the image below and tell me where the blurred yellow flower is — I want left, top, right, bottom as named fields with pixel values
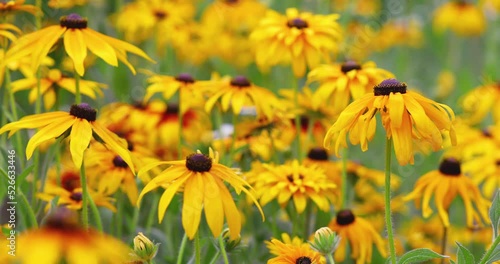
left=48, top=0, right=88, bottom=9
left=324, top=79, right=456, bottom=166
left=6, top=13, right=154, bottom=76
left=0, top=0, right=38, bottom=15
left=250, top=8, right=342, bottom=77
left=403, top=158, right=490, bottom=227
left=460, top=81, right=500, bottom=125
left=138, top=149, right=264, bottom=240
left=433, top=1, right=486, bottom=36
left=329, top=209, right=387, bottom=264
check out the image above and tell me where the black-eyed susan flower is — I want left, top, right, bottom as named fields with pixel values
left=266, top=233, right=326, bottom=264
left=250, top=159, right=337, bottom=213
left=11, top=68, right=107, bottom=110
left=403, top=158, right=491, bottom=227
left=324, top=78, right=456, bottom=166
left=0, top=103, right=134, bottom=170
left=307, top=60, right=394, bottom=112
left=17, top=208, right=130, bottom=264
left=372, top=18, right=424, bottom=52
left=0, top=0, right=38, bottom=15
left=201, top=0, right=267, bottom=32
left=463, top=151, right=500, bottom=199
left=138, top=149, right=264, bottom=240
left=433, top=1, right=486, bottom=36
left=205, top=75, right=281, bottom=119
left=6, top=13, right=154, bottom=76
left=460, top=81, right=500, bottom=125
left=329, top=209, right=387, bottom=264
left=250, top=8, right=342, bottom=77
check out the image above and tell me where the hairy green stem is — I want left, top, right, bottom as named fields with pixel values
left=80, top=161, right=89, bottom=229
left=195, top=232, right=201, bottom=264
left=327, top=254, right=336, bottom=264
left=218, top=235, right=230, bottom=264
left=441, top=226, right=448, bottom=264
left=75, top=73, right=81, bottom=104
left=176, top=233, right=188, bottom=264
left=479, top=231, right=500, bottom=264
left=384, top=138, right=397, bottom=264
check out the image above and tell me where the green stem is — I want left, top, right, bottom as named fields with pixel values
left=209, top=251, right=221, bottom=264
left=479, top=231, right=500, bottom=264
left=327, top=253, right=336, bottom=264
left=75, top=73, right=81, bottom=104
left=5, top=69, right=25, bottom=169
left=80, top=160, right=89, bottom=229
left=218, top=235, right=230, bottom=264
left=0, top=169, right=38, bottom=228
left=145, top=193, right=159, bottom=234
left=195, top=232, right=201, bottom=264
left=440, top=226, right=448, bottom=264
left=384, top=138, right=397, bottom=264
left=176, top=233, right=188, bottom=264
left=87, top=191, right=103, bottom=232
left=340, top=148, right=348, bottom=209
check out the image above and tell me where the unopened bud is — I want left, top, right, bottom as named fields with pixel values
left=222, top=228, right=241, bottom=252
left=132, top=232, right=159, bottom=262
left=309, top=227, right=340, bottom=255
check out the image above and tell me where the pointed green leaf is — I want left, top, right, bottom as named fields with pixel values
left=489, top=189, right=500, bottom=238
left=456, top=242, right=475, bottom=264
left=398, top=248, right=448, bottom=264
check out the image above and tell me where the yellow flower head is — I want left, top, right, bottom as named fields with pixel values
left=10, top=68, right=107, bottom=110
left=205, top=75, right=281, bottom=119
left=307, top=60, right=394, bottom=112
left=0, top=0, right=38, bottom=16
left=250, top=8, right=342, bottom=77
left=329, top=209, right=387, bottom=264
left=6, top=13, right=154, bottom=76
left=324, top=78, right=457, bottom=165
left=266, top=233, right=326, bottom=264
left=403, top=158, right=491, bottom=227
left=250, top=159, right=337, bottom=213
left=17, top=208, right=130, bottom=264
left=460, top=81, right=500, bottom=125
left=0, top=103, right=134, bottom=170
left=433, top=1, right=486, bottom=36
left=138, top=149, right=264, bottom=240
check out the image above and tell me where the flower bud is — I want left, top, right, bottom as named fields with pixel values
left=132, top=232, right=159, bottom=262
left=309, top=227, right=340, bottom=255
left=221, top=228, right=241, bottom=252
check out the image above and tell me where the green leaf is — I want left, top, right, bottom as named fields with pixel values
left=398, top=248, right=448, bottom=264
left=483, top=243, right=500, bottom=263
left=450, top=260, right=456, bottom=264
left=489, top=189, right=500, bottom=238
left=456, top=242, right=475, bottom=264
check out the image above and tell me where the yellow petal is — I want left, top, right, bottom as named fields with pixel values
left=69, top=119, right=93, bottom=168
left=91, top=122, right=135, bottom=173
left=157, top=172, right=191, bottom=223
left=26, top=117, right=75, bottom=159
left=203, top=176, right=224, bottom=237
left=182, top=174, right=205, bottom=239
left=64, top=29, right=87, bottom=76
left=216, top=178, right=242, bottom=240
left=81, top=29, right=118, bottom=67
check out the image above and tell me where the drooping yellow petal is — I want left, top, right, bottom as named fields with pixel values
left=182, top=174, right=205, bottom=239
left=91, top=122, right=135, bottom=173
left=81, top=29, right=118, bottom=67
left=216, top=178, right=242, bottom=240
left=156, top=172, right=192, bottom=222
left=26, top=117, right=75, bottom=159
left=203, top=175, right=224, bottom=237
left=64, top=29, right=87, bottom=76
left=69, top=119, right=93, bottom=168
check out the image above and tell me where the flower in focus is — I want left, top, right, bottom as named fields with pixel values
left=250, top=8, right=342, bottom=77
left=324, top=78, right=456, bottom=165
left=433, top=1, right=486, bottom=36
left=329, top=209, right=387, bottom=264
left=138, top=149, right=264, bottom=240
left=403, top=158, right=490, bottom=227
left=10, top=68, right=107, bottom=110
left=6, top=13, right=154, bottom=76
left=249, top=159, right=337, bottom=213
left=307, top=60, right=394, bottom=112
left=459, top=81, right=500, bottom=125
left=0, top=103, right=134, bottom=170
left=266, top=233, right=326, bottom=264
left=17, top=208, right=130, bottom=264
left=0, top=0, right=38, bottom=16
left=205, top=75, right=281, bottom=119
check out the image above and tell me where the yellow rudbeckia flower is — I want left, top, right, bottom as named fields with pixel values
left=403, top=158, right=491, bottom=227
left=6, top=13, right=154, bottom=76
left=324, top=78, right=456, bottom=166
left=138, top=149, right=264, bottom=240
left=266, top=233, right=326, bottom=264
left=0, top=0, right=38, bottom=15
left=433, top=1, right=486, bottom=36
left=0, top=103, right=134, bottom=170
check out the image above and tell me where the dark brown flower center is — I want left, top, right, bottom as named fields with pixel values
left=186, top=153, right=212, bottom=172
left=60, top=13, right=87, bottom=29
left=175, top=73, right=195, bottom=84
left=112, top=156, right=128, bottom=168
left=61, top=172, right=80, bottom=192
left=439, top=158, right=461, bottom=176
left=286, top=174, right=304, bottom=182
left=287, top=18, right=308, bottom=29
left=341, top=61, right=362, bottom=73
left=336, top=209, right=355, bottom=225
left=296, top=256, right=312, bottom=264
left=69, top=103, right=97, bottom=121
left=482, top=128, right=492, bottom=138
left=69, top=191, right=83, bottom=202
left=374, top=79, right=407, bottom=96
left=166, top=104, right=180, bottom=115
left=154, top=10, right=167, bottom=20
left=307, top=147, right=329, bottom=161
left=44, top=207, right=81, bottom=230
left=230, top=75, right=251, bottom=88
